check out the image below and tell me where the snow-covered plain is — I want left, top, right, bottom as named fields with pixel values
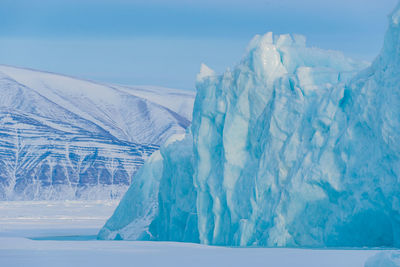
left=0, top=201, right=392, bottom=267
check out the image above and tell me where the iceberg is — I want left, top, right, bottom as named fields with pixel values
left=99, top=3, right=400, bottom=247
left=99, top=132, right=198, bottom=242
left=365, top=252, right=400, bottom=267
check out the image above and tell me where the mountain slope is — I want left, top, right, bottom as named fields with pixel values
left=0, top=65, right=194, bottom=200
left=0, top=65, right=194, bottom=144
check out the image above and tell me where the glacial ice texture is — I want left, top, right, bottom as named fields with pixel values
left=100, top=3, right=400, bottom=247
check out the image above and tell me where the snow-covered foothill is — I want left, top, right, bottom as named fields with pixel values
left=0, top=65, right=194, bottom=200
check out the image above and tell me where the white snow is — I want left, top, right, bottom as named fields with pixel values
left=0, top=65, right=195, bottom=200
left=0, top=65, right=193, bottom=144
left=0, top=201, right=118, bottom=238
left=0, top=201, right=392, bottom=267
left=112, top=84, right=195, bottom=121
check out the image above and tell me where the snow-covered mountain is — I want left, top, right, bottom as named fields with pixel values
left=99, top=3, right=400, bottom=248
left=0, top=65, right=195, bottom=200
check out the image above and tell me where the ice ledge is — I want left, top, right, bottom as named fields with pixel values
left=391, top=1, right=400, bottom=25
left=197, top=63, right=215, bottom=82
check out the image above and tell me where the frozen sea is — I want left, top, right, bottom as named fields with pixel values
left=0, top=201, right=395, bottom=267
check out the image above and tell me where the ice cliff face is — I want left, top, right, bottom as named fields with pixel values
left=99, top=4, right=400, bottom=247
left=100, top=133, right=198, bottom=241
left=191, top=33, right=368, bottom=247
left=0, top=65, right=194, bottom=200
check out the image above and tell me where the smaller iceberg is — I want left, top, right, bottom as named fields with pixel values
left=98, top=132, right=198, bottom=242
left=365, top=252, right=400, bottom=267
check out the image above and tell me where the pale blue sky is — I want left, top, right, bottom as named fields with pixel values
left=0, top=0, right=398, bottom=90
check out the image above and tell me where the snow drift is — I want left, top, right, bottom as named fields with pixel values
left=99, top=3, right=400, bottom=247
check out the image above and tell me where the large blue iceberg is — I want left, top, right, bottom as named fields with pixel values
left=99, top=3, right=400, bottom=247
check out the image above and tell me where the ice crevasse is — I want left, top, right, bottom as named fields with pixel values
left=99, top=3, right=400, bottom=247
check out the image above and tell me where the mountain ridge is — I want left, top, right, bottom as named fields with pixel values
left=0, top=64, right=194, bottom=200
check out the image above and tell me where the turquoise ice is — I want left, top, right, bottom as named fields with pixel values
left=99, top=3, right=400, bottom=247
